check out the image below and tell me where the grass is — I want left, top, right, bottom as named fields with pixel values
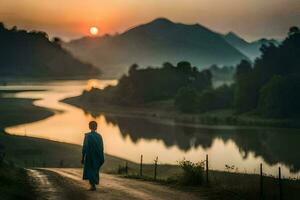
left=0, top=162, right=37, bottom=200
left=112, top=160, right=300, bottom=200
left=1, top=132, right=136, bottom=171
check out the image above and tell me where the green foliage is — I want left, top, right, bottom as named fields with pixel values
left=77, top=27, right=300, bottom=119
left=209, top=64, right=235, bottom=82
left=234, top=26, right=300, bottom=117
left=175, top=87, right=198, bottom=113
left=113, top=62, right=212, bottom=104
left=178, top=159, right=205, bottom=185
left=234, top=60, right=259, bottom=113
left=258, top=76, right=300, bottom=118
left=198, top=84, right=234, bottom=112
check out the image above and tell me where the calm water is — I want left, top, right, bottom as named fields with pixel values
left=1, top=80, right=300, bottom=178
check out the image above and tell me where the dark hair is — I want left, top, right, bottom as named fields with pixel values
left=89, top=121, right=98, bottom=131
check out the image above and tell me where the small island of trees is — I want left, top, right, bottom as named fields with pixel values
left=69, top=26, right=300, bottom=126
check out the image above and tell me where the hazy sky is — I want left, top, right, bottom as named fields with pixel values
left=1, top=0, right=299, bottom=41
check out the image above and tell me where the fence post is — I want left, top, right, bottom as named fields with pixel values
left=140, top=155, right=143, bottom=177
left=279, top=167, right=282, bottom=200
left=60, top=160, right=64, bottom=168
left=154, top=156, right=158, bottom=180
left=125, top=161, right=128, bottom=175
left=206, top=154, right=209, bottom=184
left=260, top=163, right=263, bottom=200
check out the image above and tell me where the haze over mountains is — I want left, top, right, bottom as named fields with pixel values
left=223, top=32, right=280, bottom=60
left=0, top=23, right=100, bottom=79
left=64, top=18, right=278, bottom=78
left=63, top=18, right=244, bottom=77
left=0, top=18, right=280, bottom=79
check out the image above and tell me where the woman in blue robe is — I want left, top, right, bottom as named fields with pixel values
left=82, top=121, right=104, bottom=191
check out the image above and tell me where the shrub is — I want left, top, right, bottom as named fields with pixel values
left=117, top=164, right=128, bottom=174
left=178, top=159, right=205, bottom=185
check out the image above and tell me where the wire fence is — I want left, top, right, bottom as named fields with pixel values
left=116, top=154, right=299, bottom=200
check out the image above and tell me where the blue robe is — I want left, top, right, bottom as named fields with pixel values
left=82, top=131, right=104, bottom=185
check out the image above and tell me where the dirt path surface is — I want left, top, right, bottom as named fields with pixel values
left=29, top=168, right=204, bottom=200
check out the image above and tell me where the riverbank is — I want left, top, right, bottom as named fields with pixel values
left=1, top=91, right=300, bottom=199
left=0, top=92, right=138, bottom=199
left=0, top=76, right=102, bottom=84
left=0, top=97, right=54, bottom=130
left=0, top=92, right=135, bottom=170
left=63, top=95, right=300, bottom=129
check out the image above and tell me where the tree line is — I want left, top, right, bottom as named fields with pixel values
left=81, top=26, right=300, bottom=119
left=0, top=23, right=100, bottom=77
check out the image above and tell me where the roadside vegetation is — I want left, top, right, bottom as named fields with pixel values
left=0, top=161, right=36, bottom=200
left=113, top=159, right=300, bottom=200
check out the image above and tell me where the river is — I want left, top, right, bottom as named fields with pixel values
left=1, top=79, right=300, bottom=178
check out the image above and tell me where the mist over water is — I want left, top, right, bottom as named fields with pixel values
left=2, top=80, right=300, bottom=178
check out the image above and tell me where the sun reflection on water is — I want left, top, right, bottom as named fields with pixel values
left=2, top=80, right=300, bottom=178
left=86, top=79, right=117, bottom=91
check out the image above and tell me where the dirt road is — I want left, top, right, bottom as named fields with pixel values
left=28, top=168, right=204, bottom=200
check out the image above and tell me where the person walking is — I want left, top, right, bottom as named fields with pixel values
left=82, top=121, right=105, bottom=191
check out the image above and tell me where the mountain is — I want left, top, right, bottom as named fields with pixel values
left=64, top=18, right=248, bottom=78
left=0, top=23, right=100, bottom=78
left=223, top=32, right=280, bottom=60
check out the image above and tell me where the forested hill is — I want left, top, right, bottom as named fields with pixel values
left=0, top=23, right=100, bottom=78
left=70, top=26, right=300, bottom=121
left=64, top=18, right=248, bottom=78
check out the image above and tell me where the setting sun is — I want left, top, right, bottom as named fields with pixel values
left=89, top=26, right=99, bottom=35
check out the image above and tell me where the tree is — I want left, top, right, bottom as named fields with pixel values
left=177, top=61, right=192, bottom=74
left=110, top=61, right=211, bottom=104
left=234, top=60, right=258, bottom=113
left=198, top=85, right=234, bottom=112
left=235, top=59, right=252, bottom=78
left=175, top=87, right=198, bottom=113
left=0, top=22, right=5, bottom=31
left=52, top=37, right=62, bottom=46
left=233, top=26, right=300, bottom=117
left=0, top=22, right=99, bottom=77
left=258, top=76, right=300, bottom=118
left=162, top=62, right=174, bottom=70
left=289, top=26, right=300, bottom=36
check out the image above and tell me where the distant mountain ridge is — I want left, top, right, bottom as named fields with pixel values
left=64, top=18, right=248, bottom=78
left=223, top=32, right=280, bottom=60
left=0, top=23, right=100, bottom=78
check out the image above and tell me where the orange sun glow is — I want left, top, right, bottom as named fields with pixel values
left=89, top=26, right=99, bottom=35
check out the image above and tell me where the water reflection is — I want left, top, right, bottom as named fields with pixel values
left=2, top=80, right=300, bottom=177
left=99, top=114, right=300, bottom=173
